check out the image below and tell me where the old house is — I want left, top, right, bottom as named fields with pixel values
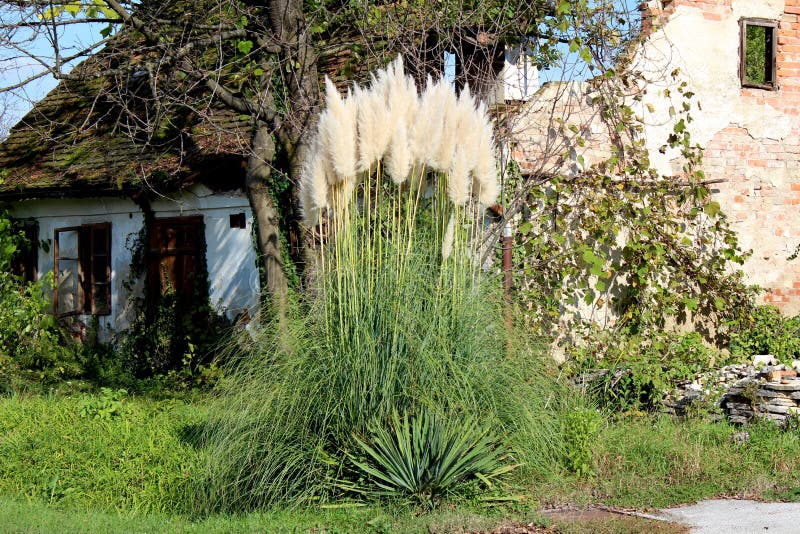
left=0, top=71, right=261, bottom=341
left=510, top=0, right=800, bottom=314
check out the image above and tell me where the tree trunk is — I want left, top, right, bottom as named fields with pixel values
left=266, top=0, right=321, bottom=290
left=245, top=123, right=289, bottom=311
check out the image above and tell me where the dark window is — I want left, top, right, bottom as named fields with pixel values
left=229, top=212, right=246, bottom=229
left=10, top=219, right=38, bottom=283
left=741, top=18, right=777, bottom=89
left=53, top=223, right=111, bottom=317
left=147, top=216, right=203, bottom=303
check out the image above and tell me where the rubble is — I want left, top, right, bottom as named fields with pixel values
left=662, top=356, right=800, bottom=426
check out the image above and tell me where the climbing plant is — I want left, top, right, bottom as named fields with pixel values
left=498, top=11, right=755, bottom=348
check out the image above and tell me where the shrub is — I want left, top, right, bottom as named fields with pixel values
left=568, top=329, right=733, bottom=412
left=347, top=409, right=515, bottom=506
left=0, top=210, right=83, bottom=387
left=729, top=305, right=800, bottom=363
left=561, top=406, right=603, bottom=478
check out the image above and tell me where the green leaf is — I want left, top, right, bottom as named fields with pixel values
left=518, top=221, right=533, bottom=235
left=569, top=39, right=580, bottom=53
left=237, top=40, right=254, bottom=55
left=64, top=2, right=82, bottom=17
left=595, top=280, right=607, bottom=292
left=703, top=201, right=721, bottom=218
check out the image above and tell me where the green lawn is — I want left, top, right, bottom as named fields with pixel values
left=1, top=391, right=799, bottom=533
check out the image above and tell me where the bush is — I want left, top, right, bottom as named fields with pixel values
left=568, top=329, right=733, bottom=412
left=198, top=61, right=579, bottom=511
left=730, top=305, right=800, bottom=363
left=561, top=406, right=603, bottom=478
left=0, top=211, right=83, bottom=387
left=198, top=229, right=569, bottom=511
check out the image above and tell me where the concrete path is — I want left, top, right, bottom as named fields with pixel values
left=658, top=499, right=800, bottom=533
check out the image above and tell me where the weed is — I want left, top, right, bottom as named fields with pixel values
left=561, top=406, right=603, bottom=478
left=79, top=387, right=128, bottom=420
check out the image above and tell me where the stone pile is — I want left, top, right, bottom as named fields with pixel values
left=663, top=357, right=800, bottom=426
left=721, top=370, right=800, bottom=425
left=661, top=363, right=756, bottom=418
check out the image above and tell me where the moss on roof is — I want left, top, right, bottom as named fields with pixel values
left=0, top=41, right=251, bottom=200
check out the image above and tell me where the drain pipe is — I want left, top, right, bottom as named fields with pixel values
left=502, top=221, right=513, bottom=296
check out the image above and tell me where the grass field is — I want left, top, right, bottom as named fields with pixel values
left=0, top=391, right=798, bottom=532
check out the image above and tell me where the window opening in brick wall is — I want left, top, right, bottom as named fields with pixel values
left=741, top=18, right=777, bottom=89
left=53, top=223, right=111, bottom=317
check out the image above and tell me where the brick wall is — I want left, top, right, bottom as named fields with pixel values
left=695, top=1, right=800, bottom=312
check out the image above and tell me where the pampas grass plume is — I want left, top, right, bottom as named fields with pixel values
left=355, top=85, right=390, bottom=172
left=323, top=77, right=358, bottom=181
left=385, top=121, right=412, bottom=184
left=435, top=90, right=460, bottom=172
left=449, top=147, right=471, bottom=205
left=302, top=57, right=500, bottom=216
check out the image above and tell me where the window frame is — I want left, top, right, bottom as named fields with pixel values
left=740, top=17, right=778, bottom=90
left=53, top=222, right=112, bottom=317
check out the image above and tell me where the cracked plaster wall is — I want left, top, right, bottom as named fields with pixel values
left=636, top=0, right=800, bottom=312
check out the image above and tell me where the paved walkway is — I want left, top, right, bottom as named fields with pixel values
left=658, top=499, right=800, bottom=533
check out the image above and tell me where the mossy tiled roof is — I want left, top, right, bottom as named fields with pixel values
left=0, top=49, right=250, bottom=200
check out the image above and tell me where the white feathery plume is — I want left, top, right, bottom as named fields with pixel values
left=299, top=136, right=334, bottom=226
left=355, top=84, right=391, bottom=172
left=455, top=85, right=480, bottom=172
left=299, top=182, right=318, bottom=227
left=385, top=121, right=412, bottom=184
left=473, top=165, right=499, bottom=205
left=448, top=147, right=471, bottom=205
left=384, top=60, right=418, bottom=185
left=410, top=76, right=444, bottom=168
left=308, top=150, right=331, bottom=210
left=441, top=214, right=456, bottom=259
left=322, top=77, right=358, bottom=181
left=471, top=100, right=499, bottom=205
left=435, top=89, right=460, bottom=172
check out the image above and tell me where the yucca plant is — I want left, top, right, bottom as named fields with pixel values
left=347, top=409, right=517, bottom=506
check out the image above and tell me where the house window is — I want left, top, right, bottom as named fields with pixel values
left=53, top=223, right=111, bottom=317
left=741, top=18, right=777, bottom=89
left=10, top=219, right=38, bottom=283
left=147, top=216, right=203, bottom=302
left=229, top=212, right=246, bottom=229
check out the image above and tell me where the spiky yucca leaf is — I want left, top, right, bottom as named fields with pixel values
left=348, top=409, right=517, bottom=504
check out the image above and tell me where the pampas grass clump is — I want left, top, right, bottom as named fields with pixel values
left=199, top=57, right=574, bottom=512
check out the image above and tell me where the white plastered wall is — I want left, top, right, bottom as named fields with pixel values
left=634, top=0, right=798, bottom=302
